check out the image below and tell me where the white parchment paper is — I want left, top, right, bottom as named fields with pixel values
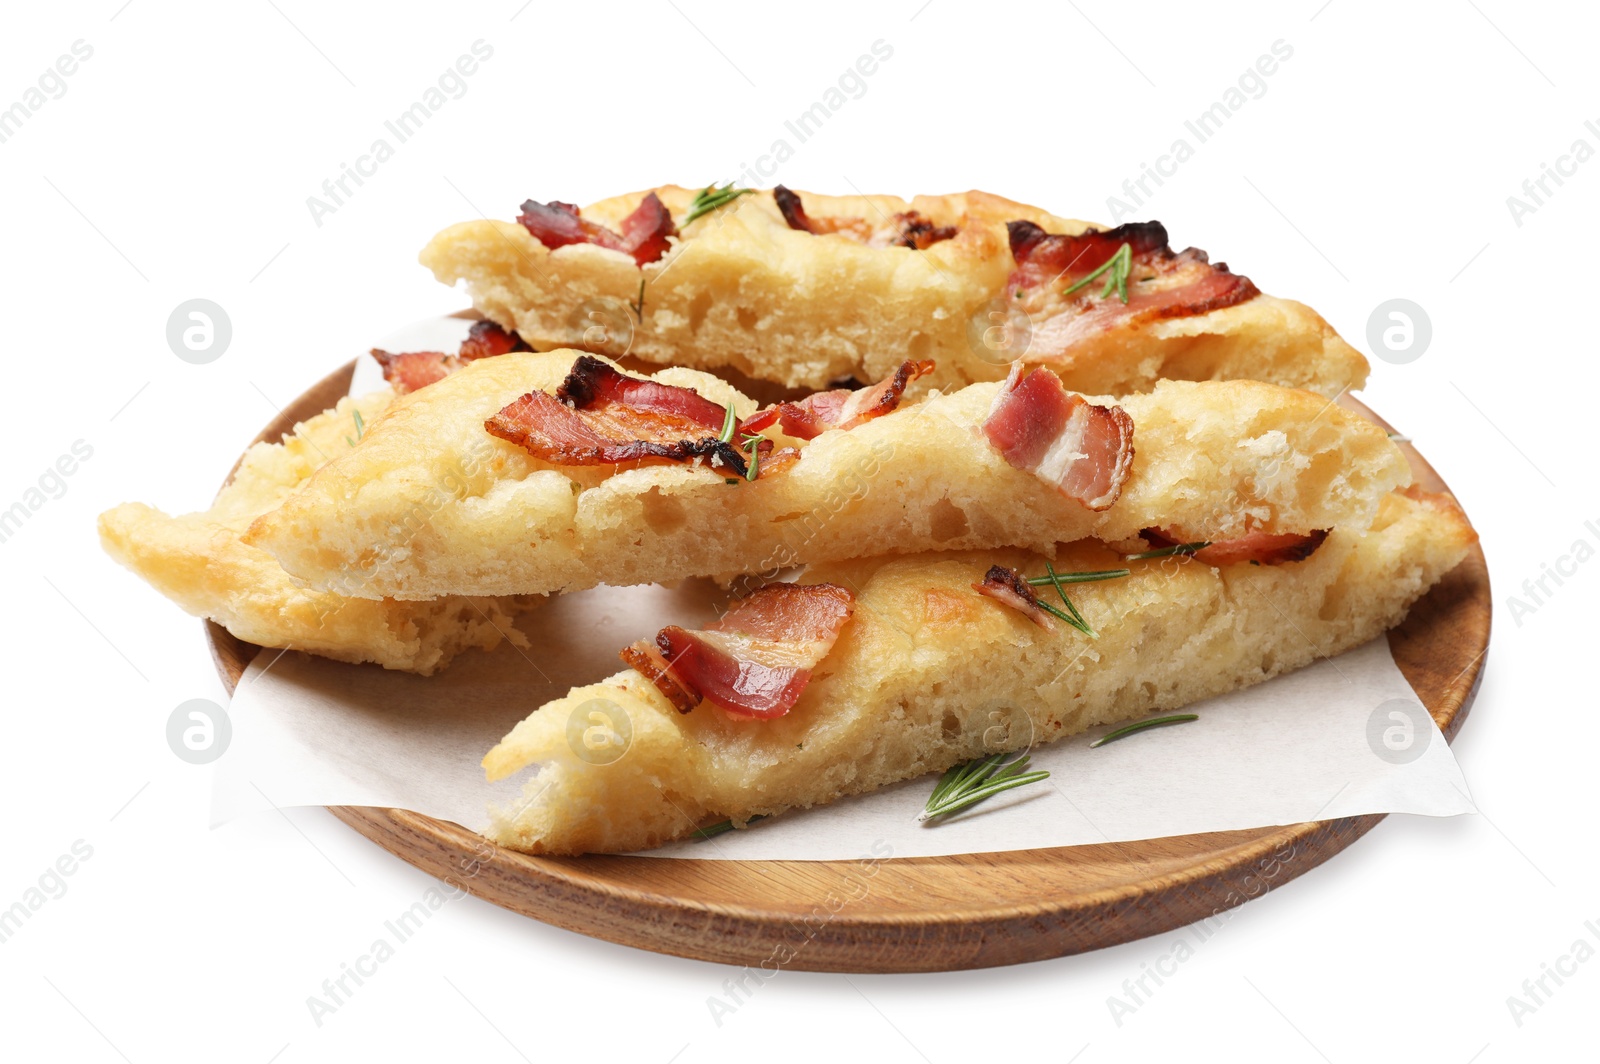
left=210, top=317, right=1477, bottom=860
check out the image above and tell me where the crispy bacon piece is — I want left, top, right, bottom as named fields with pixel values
left=982, top=363, right=1135, bottom=511
left=1007, top=220, right=1170, bottom=290
left=619, top=640, right=698, bottom=713
left=892, top=213, right=961, bottom=250
left=486, top=390, right=751, bottom=470
left=517, top=192, right=678, bottom=266
left=773, top=185, right=861, bottom=237
left=615, top=193, right=678, bottom=265
left=1005, top=219, right=1260, bottom=357
left=458, top=320, right=530, bottom=361
left=486, top=355, right=767, bottom=476
left=372, top=321, right=531, bottom=394
left=370, top=350, right=459, bottom=394
left=973, top=565, right=1056, bottom=631
left=621, top=583, right=856, bottom=718
left=759, top=446, right=803, bottom=478
left=558, top=354, right=728, bottom=432
left=740, top=359, right=934, bottom=440
left=773, top=185, right=957, bottom=249
left=1140, top=528, right=1330, bottom=567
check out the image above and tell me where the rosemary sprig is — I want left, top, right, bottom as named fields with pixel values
left=692, top=814, right=767, bottom=840
left=1386, top=431, right=1411, bottom=443
left=1032, top=598, right=1094, bottom=636
left=1032, top=561, right=1098, bottom=638
left=345, top=408, right=365, bottom=447
left=683, top=182, right=754, bottom=226
left=740, top=432, right=763, bottom=481
left=718, top=406, right=744, bottom=484
left=1063, top=242, right=1132, bottom=304
left=1025, top=567, right=1130, bottom=586
left=1089, top=713, right=1198, bottom=748
left=1125, top=540, right=1210, bottom=561
left=921, top=752, right=1050, bottom=822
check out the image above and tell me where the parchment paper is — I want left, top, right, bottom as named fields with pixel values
left=209, top=317, right=1477, bottom=860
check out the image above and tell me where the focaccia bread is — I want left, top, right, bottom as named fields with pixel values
left=421, top=185, right=1368, bottom=395
left=98, top=390, right=540, bottom=674
left=243, top=350, right=1409, bottom=601
left=482, top=488, right=1476, bottom=855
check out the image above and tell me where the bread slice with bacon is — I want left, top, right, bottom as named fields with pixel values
left=98, top=390, right=540, bottom=674
left=420, top=185, right=1368, bottom=396
left=482, top=487, right=1475, bottom=855
left=242, top=349, right=1409, bottom=601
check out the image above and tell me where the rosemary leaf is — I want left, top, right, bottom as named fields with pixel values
left=1089, top=713, right=1199, bottom=749
left=346, top=407, right=366, bottom=447
left=683, top=183, right=754, bottom=226
left=717, top=403, right=738, bottom=443
left=921, top=752, right=1049, bottom=822
left=1025, top=568, right=1130, bottom=585
left=741, top=432, right=763, bottom=481
left=1125, top=540, right=1210, bottom=561
left=1064, top=242, right=1133, bottom=305
left=692, top=814, right=767, bottom=840
left=926, top=762, right=967, bottom=809
left=1032, top=599, right=1091, bottom=638
left=1042, top=561, right=1099, bottom=638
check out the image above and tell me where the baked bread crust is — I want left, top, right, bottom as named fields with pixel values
left=98, top=390, right=539, bottom=674
left=421, top=186, right=1368, bottom=395
left=483, top=489, right=1476, bottom=855
left=243, top=351, right=1410, bottom=600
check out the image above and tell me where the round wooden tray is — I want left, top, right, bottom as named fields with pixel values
left=210, top=358, right=1490, bottom=973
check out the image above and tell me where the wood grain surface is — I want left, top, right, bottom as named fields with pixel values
left=207, top=356, right=1490, bottom=973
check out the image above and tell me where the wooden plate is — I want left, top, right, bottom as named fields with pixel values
left=209, top=358, right=1490, bottom=973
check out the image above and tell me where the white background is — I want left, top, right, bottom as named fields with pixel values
left=1, top=1, right=1596, bottom=1061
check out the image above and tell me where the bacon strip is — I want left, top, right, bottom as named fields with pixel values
left=773, top=185, right=957, bottom=250
left=1140, top=528, right=1330, bottom=567
left=517, top=193, right=678, bottom=266
left=973, top=566, right=1056, bottom=631
left=486, top=356, right=766, bottom=476
left=558, top=355, right=728, bottom=432
left=618, top=640, right=698, bottom=713
left=1007, top=220, right=1170, bottom=290
left=621, top=583, right=855, bottom=718
left=371, top=321, right=531, bottom=395
left=370, top=350, right=459, bottom=394
left=740, top=359, right=935, bottom=440
left=982, top=363, right=1134, bottom=511
left=1005, top=219, right=1259, bottom=357
left=458, top=320, right=530, bottom=361
left=486, top=390, right=750, bottom=470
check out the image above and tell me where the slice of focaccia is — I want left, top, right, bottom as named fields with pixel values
left=98, top=390, right=540, bottom=674
left=243, top=350, right=1409, bottom=600
left=482, top=488, right=1475, bottom=855
left=420, top=185, right=1368, bottom=396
